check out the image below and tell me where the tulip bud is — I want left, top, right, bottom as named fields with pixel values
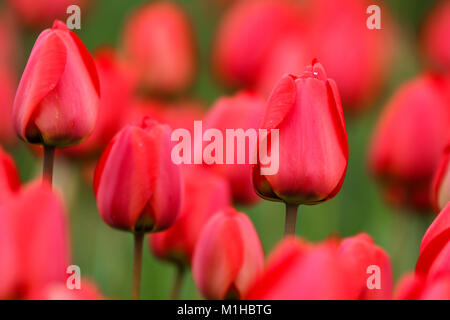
left=192, top=207, right=264, bottom=299
left=252, top=61, right=348, bottom=206
left=150, top=167, right=231, bottom=267
left=204, top=91, right=266, bottom=204
left=369, top=74, right=450, bottom=211
left=0, top=146, right=20, bottom=204
left=123, top=2, right=196, bottom=94
left=422, top=0, right=450, bottom=71
left=432, top=145, right=450, bottom=213
left=13, top=20, right=100, bottom=148
left=94, top=118, right=182, bottom=233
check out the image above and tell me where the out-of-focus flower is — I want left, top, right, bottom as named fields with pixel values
left=192, top=207, right=264, bottom=299
left=27, top=279, right=104, bottom=300
left=5, top=0, right=90, bottom=28
left=213, top=0, right=299, bottom=88
left=369, top=74, right=450, bottom=211
left=13, top=20, right=100, bottom=148
left=0, top=181, right=69, bottom=299
left=123, top=1, right=196, bottom=94
left=252, top=61, right=348, bottom=206
left=203, top=91, right=266, bottom=204
left=422, top=0, right=450, bottom=71
left=0, top=146, right=21, bottom=204
left=396, top=202, right=450, bottom=299
left=245, top=234, right=392, bottom=300
left=304, top=0, right=394, bottom=110
left=150, top=167, right=231, bottom=267
left=63, top=48, right=133, bottom=158
left=94, top=118, right=182, bottom=233
left=432, top=144, right=450, bottom=213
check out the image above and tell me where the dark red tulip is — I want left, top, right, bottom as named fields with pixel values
left=13, top=20, right=100, bottom=148
left=0, top=146, right=20, bottom=204
left=422, top=0, right=450, bottom=71
left=369, top=74, right=450, bottom=211
left=213, top=0, right=299, bottom=88
left=204, top=91, right=266, bottom=204
left=252, top=61, right=348, bottom=206
left=123, top=2, right=196, bottom=94
left=94, top=118, right=182, bottom=233
left=192, top=207, right=264, bottom=299
left=150, top=167, right=232, bottom=267
left=431, top=144, right=450, bottom=213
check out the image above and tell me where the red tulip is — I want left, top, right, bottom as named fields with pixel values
left=203, top=91, right=266, bottom=204
left=0, top=181, right=69, bottom=299
left=0, top=146, right=21, bottom=204
left=5, top=0, right=89, bottom=28
left=252, top=61, right=348, bottom=206
left=63, top=48, right=133, bottom=158
left=94, top=118, right=182, bottom=233
left=396, top=273, right=450, bottom=300
left=123, top=2, right=196, bottom=94
left=213, top=0, right=299, bottom=88
left=13, top=20, right=100, bottom=148
left=192, top=207, right=264, bottom=299
left=369, top=74, right=450, bottom=211
left=150, top=167, right=231, bottom=267
left=27, top=279, right=104, bottom=300
left=304, top=0, right=394, bottom=110
left=422, top=0, right=450, bottom=71
left=432, top=144, right=450, bottom=213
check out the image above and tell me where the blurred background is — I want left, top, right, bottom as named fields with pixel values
left=0, top=0, right=449, bottom=299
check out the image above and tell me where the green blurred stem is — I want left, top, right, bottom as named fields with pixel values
left=131, top=232, right=144, bottom=300
left=42, top=145, right=55, bottom=186
left=170, top=265, right=185, bottom=300
left=284, top=204, right=298, bottom=237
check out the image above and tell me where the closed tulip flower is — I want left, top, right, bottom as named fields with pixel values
left=432, top=145, right=450, bottom=213
left=94, top=118, right=182, bottom=299
left=422, top=0, right=450, bottom=71
left=123, top=2, right=196, bottom=94
left=252, top=61, right=348, bottom=236
left=204, top=91, right=266, bottom=204
left=369, top=74, right=450, bottom=211
left=192, top=207, right=264, bottom=300
left=0, top=146, right=21, bottom=204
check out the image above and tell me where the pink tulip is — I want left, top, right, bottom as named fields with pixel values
left=192, top=207, right=264, bottom=299
left=0, top=146, right=21, bottom=204
left=150, top=167, right=231, bottom=267
left=123, top=2, right=196, bottom=94
left=94, top=118, right=182, bottom=233
left=13, top=20, right=100, bottom=148
left=369, top=74, right=450, bottom=211
left=203, top=91, right=266, bottom=204
left=432, top=144, right=450, bottom=213
left=27, top=279, right=104, bottom=300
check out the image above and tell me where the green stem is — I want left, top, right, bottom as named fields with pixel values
left=131, top=232, right=144, bottom=300
left=170, top=265, right=185, bottom=300
left=284, top=204, right=299, bottom=237
left=42, top=145, right=55, bottom=186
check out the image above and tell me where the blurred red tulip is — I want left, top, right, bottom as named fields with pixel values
left=369, top=74, right=450, bottom=211
left=213, top=0, right=299, bottom=88
left=192, top=207, right=264, bottom=299
left=422, top=0, right=450, bottom=71
left=304, top=0, right=394, bottom=110
left=13, top=20, right=100, bottom=148
left=0, top=146, right=21, bottom=204
left=245, top=234, right=391, bottom=300
left=0, top=181, right=69, bottom=299
left=63, top=48, right=133, bottom=158
left=123, top=1, right=196, bottom=94
left=94, top=118, right=182, bottom=233
left=203, top=91, right=265, bottom=204
left=27, top=279, right=104, bottom=300
left=432, top=144, right=450, bottom=213
left=150, top=167, right=232, bottom=267
left=5, top=0, right=89, bottom=28
left=252, top=61, right=348, bottom=206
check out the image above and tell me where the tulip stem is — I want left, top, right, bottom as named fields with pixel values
left=170, top=265, right=185, bottom=300
left=284, top=204, right=298, bottom=237
left=42, top=145, right=55, bottom=185
left=131, top=232, right=144, bottom=300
